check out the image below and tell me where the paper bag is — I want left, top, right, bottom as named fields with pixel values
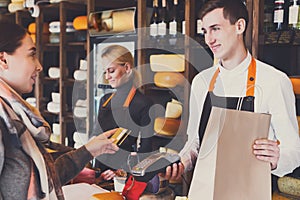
left=188, top=106, right=272, bottom=200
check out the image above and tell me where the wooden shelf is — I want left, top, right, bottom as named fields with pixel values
left=35, top=1, right=87, bottom=146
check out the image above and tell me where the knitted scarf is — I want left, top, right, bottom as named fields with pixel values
left=0, top=78, right=63, bottom=200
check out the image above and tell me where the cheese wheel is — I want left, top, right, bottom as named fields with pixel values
left=28, top=23, right=49, bottom=34
left=150, top=54, right=185, bottom=72
left=28, top=23, right=36, bottom=33
left=51, top=92, right=60, bottom=104
left=74, top=106, right=87, bottom=118
left=277, top=176, right=300, bottom=197
left=89, top=192, right=124, bottom=200
left=48, top=67, right=60, bottom=78
left=74, top=70, right=87, bottom=81
left=165, top=100, right=182, bottom=118
left=73, top=132, right=88, bottom=144
left=290, top=77, right=300, bottom=95
left=49, top=21, right=75, bottom=33
left=154, top=117, right=180, bottom=136
left=52, top=123, right=60, bottom=135
left=112, top=9, right=135, bottom=32
left=73, top=16, right=87, bottom=30
left=8, top=2, right=23, bottom=13
left=154, top=72, right=185, bottom=88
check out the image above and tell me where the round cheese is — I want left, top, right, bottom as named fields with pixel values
left=8, top=2, right=23, bottom=13
left=154, top=117, right=181, bottom=136
left=28, top=23, right=49, bottom=34
left=73, top=16, right=88, bottom=30
left=154, top=72, right=185, bottom=88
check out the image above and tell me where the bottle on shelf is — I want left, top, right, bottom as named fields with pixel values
left=180, top=1, right=185, bottom=35
left=169, top=0, right=179, bottom=45
left=157, top=0, right=168, bottom=47
left=196, top=19, right=204, bottom=36
left=288, top=0, right=300, bottom=29
left=264, top=0, right=274, bottom=32
left=273, top=0, right=286, bottom=31
left=150, top=0, right=160, bottom=40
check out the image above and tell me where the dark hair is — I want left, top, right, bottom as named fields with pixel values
left=199, top=0, right=248, bottom=35
left=0, top=21, right=27, bottom=54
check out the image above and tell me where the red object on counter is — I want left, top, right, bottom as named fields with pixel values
left=122, top=175, right=147, bottom=200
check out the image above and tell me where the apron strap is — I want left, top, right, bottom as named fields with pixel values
left=209, top=57, right=256, bottom=96
left=246, top=57, right=256, bottom=96
left=102, top=86, right=136, bottom=108
left=123, top=87, right=136, bottom=108
left=102, top=93, right=115, bottom=108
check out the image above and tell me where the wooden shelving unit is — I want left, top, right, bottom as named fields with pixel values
left=35, top=1, right=87, bottom=146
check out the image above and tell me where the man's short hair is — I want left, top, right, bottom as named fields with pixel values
left=199, top=0, right=249, bottom=32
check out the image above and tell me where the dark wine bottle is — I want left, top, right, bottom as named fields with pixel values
left=273, top=0, right=286, bottom=31
left=150, top=0, right=160, bottom=38
left=288, top=0, right=300, bottom=29
left=169, top=0, right=178, bottom=36
left=158, top=0, right=168, bottom=38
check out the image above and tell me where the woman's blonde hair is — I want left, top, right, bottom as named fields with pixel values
left=101, top=45, right=141, bottom=87
left=101, top=45, right=134, bottom=67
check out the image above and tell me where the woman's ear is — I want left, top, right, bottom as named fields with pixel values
left=235, top=18, right=246, bottom=35
left=124, top=62, right=132, bottom=73
left=0, top=52, right=8, bottom=69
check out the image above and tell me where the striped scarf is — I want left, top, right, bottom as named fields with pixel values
left=0, top=78, right=63, bottom=200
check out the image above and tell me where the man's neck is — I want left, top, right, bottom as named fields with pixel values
left=220, top=48, right=248, bottom=70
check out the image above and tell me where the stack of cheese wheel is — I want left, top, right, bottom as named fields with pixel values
left=27, top=22, right=50, bottom=43
left=8, top=0, right=23, bottom=13
left=154, top=99, right=182, bottom=137
left=150, top=54, right=185, bottom=88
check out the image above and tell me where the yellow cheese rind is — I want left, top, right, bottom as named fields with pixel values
left=154, top=72, right=185, bottom=88
left=150, top=54, right=185, bottom=72
left=154, top=117, right=180, bottom=136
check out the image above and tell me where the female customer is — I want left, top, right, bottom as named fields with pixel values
left=93, top=45, right=154, bottom=181
left=0, top=21, right=119, bottom=200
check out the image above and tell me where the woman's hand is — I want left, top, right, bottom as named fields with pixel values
left=159, top=162, right=185, bottom=182
left=85, top=129, right=119, bottom=157
left=253, top=139, right=280, bottom=170
left=99, top=169, right=116, bottom=181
